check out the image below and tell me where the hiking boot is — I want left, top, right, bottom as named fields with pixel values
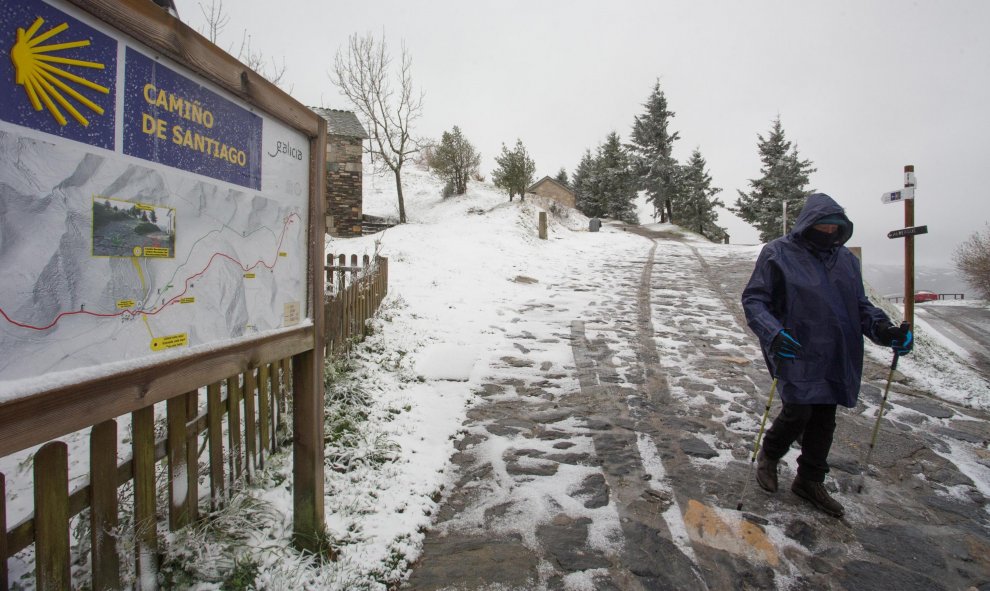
left=791, top=476, right=844, bottom=518
left=756, top=450, right=778, bottom=493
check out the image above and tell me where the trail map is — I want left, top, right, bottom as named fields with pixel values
left=0, top=0, right=310, bottom=386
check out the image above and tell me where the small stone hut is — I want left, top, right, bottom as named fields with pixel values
left=311, top=107, right=369, bottom=237
left=527, top=176, right=576, bottom=209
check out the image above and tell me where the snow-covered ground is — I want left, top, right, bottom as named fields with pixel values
left=2, top=163, right=988, bottom=589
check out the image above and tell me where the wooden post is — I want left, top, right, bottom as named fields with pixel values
left=0, top=472, right=6, bottom=591
left=227, top=375, right=242, bottom=483
left=538, top=211, right=548, bottom=240
left=132, top=406, right=158, bottom=590
left=207, top=382, right=225, bottom=510
left=904, top=165, right=916, bottom=327
left=258, top=364, right=271, bottom=467
left=268, top=363, right=280, bottom=449
left=292, top=351, right=325, bottom=553
left=243, top=368, right=257, bottom=481
left=293, top=122, right=327, bottom=554
left=90, top=421, right=121, bottom=590
left=185, top=390, right=199, bottom=523
left=167, top=396, right=190, bottom=531
left=34, top=442, right=70, bottom=591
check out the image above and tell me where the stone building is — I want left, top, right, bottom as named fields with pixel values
left=527, top=176, right=576, bottom=209
left=311, top=108, right=369, bottom=237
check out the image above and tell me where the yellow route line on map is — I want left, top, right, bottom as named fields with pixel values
left=131, top=257, right=155, bottom=338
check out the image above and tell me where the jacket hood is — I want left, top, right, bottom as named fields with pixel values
left=791, top=193, right=853, bottom=247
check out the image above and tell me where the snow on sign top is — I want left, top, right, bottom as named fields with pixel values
left=0, top=0, right=311, bottom=388
left=881, top=187, right=915, bottom=204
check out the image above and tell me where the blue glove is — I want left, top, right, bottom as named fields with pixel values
left=879, top=322, right=913, bottom=356
left=770, top=329, right=802, bottom=360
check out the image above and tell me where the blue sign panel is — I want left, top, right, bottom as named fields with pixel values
left=123, top=48, right=262, bottom=190
left=0, top=0, right=117, bottom=149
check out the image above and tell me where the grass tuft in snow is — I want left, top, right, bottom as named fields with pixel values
left=324, top=355, right=401, bottom=473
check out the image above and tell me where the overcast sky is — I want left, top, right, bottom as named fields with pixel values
left=173, top=0, right=990, bottom=267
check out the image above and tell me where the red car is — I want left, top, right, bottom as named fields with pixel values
left=914, top=291, right=939, bottom=303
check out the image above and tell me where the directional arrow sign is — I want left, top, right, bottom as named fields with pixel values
left=887, top=225, right=928, bottom=239
left=882, top=187, right=915, bottom=204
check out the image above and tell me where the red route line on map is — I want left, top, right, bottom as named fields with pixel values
left=0, top=213, right=300, bottom=332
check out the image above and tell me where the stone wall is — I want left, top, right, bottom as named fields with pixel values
left=325, top=135, right=364, bottom=237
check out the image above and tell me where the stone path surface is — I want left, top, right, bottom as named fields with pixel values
left=404, top=227, right=990, bottom=591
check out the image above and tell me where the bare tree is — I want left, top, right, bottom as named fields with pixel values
left=332, top=32, right=423, bottom=224
left=954, top=224, right=990, bottom=299
left=197, top=0, right=228, bottom=43
left=196, top=0, right=287, bottom=87
left=236, top=32, right=287, bottom=87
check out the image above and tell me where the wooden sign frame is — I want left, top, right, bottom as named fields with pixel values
left=0, top=0, right=327, bottom=549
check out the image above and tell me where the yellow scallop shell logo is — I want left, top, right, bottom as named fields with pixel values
left=9, top=16, right=110, bottom=127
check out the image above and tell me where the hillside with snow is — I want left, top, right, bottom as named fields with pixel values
left=8, top=164, right=987, bottom=590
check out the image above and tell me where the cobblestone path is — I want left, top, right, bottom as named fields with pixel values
left=405, top=228, right=990, bottom=591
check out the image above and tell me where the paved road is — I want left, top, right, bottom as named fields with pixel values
left=405, top=229, right=990, bottom=591
left=918, top=303, right=990, bottom=380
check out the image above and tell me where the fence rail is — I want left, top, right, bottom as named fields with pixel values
left=325, top=254, right=389, bottom=357
left=884, top=293, right=965, bottom=303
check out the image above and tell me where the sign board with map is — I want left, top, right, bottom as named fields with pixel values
left=0, top=0, right=320, bottom=390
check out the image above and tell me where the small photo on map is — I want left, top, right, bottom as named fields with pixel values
left=92, top=197, right=176, bottom=258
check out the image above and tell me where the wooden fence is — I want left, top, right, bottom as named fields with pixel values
left=0, top=253, right=392, bottom=589
left=325, top=254, right=390, bottom=357
left=1, top=359, right=294, bottom=590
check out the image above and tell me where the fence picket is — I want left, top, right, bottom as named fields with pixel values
left=90, top=421, right=120, bottom=590
left=167, top=397, right=190, bottom=531
left=281, top=358, right=292, bottom=418
left=132, top=406, right=158, bottom=590
left=227, top=375, right=242, bottom=483
left=1, top=472, right=7, bottom=591
left=258, top=364, right=271, bottom=467
left=34, top=442, right=69, bottom=591
left=268, top=362, right=280, bottom=450
left=0, top=472, right=8, bottom=591
left=244, top=368, right=257, bottom=482
left=185, top=391, right=199, bottom=524
left=207, top=382, right=225, bottom=510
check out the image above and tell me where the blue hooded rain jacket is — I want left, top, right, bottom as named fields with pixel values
left=741, top=193, right=891, bottom=408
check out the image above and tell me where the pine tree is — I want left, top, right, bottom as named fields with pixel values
left=586, top=133, right=638, bottom=224
left=732, top=117, right=816, bottom=243
left=571, top=149, right=598, bottom=214
left=628, top=81, right=680, bottom=223
left=492, top=139, right=536, bottom=201
left=428, top=125, right=481, bottom=196
left=554, top=167, right=569, bottom=187
left=679, top=149, right=727, bottom=242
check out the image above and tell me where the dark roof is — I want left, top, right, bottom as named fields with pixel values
left=527, top=176, right=574, bottom=195
left=310, top=107, right=369, bottom=139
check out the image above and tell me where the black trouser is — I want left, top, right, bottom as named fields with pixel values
left=761, top=403, right=837, bottom=483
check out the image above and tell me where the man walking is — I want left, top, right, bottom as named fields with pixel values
left=741, top=193, right=913, bottom=517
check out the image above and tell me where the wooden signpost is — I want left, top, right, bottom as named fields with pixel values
left=882, top=165, right=925, bottom=326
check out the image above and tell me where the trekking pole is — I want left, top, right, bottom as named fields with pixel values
left=736, top=374, right=779, bottom=511
left=857, top=350, right=901, bottom=494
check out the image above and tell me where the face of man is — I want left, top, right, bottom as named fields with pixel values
left=812, top=223, right=839, bottom=234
